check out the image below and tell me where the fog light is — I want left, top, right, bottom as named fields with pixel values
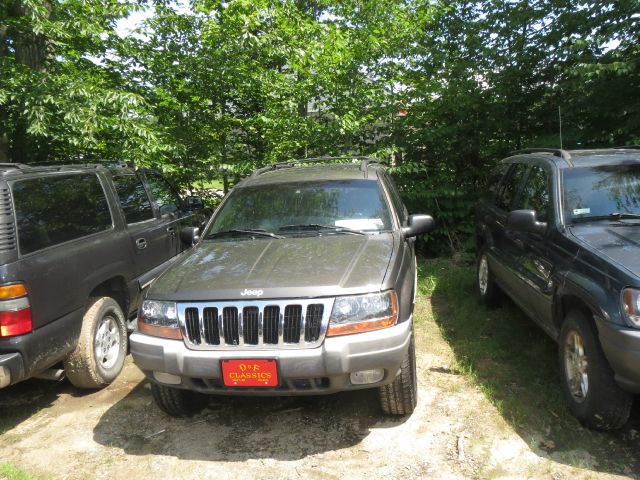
left=350, top=369, right=385, bottom=385
left=153, top=371, right=181, bottom=385
left=0, top=366, right=11, bottom=389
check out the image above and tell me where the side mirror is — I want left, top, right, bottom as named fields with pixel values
left=507, top=209, right=547, bottom=235
left=180, top=226, right=200, bottom=245
left=402, top=214, right=436, bottom=238
left=184, top=195, right=204, bottom=211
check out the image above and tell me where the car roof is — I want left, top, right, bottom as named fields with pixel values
left=237, top=161, right=385, bottom=188
left=503, top=148, right=640, bottom=169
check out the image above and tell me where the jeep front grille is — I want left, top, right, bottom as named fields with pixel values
left=178, top=299, right=334, bottom=350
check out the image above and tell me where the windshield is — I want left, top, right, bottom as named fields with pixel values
left=563, top=164, right=640, bottom=223
left=206, top=179, right=393, bottom=236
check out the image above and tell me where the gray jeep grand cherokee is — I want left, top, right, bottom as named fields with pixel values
left=130, top=158, right=435, bottom=417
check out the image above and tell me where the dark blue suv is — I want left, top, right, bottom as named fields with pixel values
left=475, top=147, right=640, bottom=430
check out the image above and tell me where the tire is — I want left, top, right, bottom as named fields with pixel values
left=151, top=383, right=207, bottom=417
left=476, top=248, right=502, bottom=307
left=379, top=334, right=418, bottom=416
left=558, top=310, right=633, bottom=430
left=64, top=296, right=127, bottom=389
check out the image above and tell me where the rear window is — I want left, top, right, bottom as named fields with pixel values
left=12, top=174, right=113, bottom=254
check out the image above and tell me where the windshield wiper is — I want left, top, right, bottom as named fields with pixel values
left=572, top=213, right=640, bottom=224
left=278, top=224, right=366, bottom=235
left=205, top=229, right=283, bottom=239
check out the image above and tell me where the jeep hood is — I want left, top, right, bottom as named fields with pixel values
left=571, top=224, right=640, bottom=275
left=149, top=234, right=394, bottom=301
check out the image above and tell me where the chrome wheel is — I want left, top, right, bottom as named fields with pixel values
left=478, top=255, right=489, bottom=295
left=564, top=330, right=589, bottom=402
left=94, top=314, right=122, bottom=370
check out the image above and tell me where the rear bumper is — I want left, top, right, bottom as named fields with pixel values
left=130, top=318, right=412, bottom=395
left=0, top=307, right=82, bottom=388
left=597, top=318, right=640, bottom=393
left=0, top=353, right=24, bottom=389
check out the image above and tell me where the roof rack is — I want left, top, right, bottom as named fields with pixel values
left=0, top=163, right=32, bottom=171
left=251, top=156, right=386, bottom=176
left=28, top=161, right=129, bottom=169
left=509, top=148, right=573, bottom=164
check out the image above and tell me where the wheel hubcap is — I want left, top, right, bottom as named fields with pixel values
left=564, top=330, right=589, bottom=402
left=94, top=314, right=121, bottom=370
left=478, top=256, right=489, bottom=295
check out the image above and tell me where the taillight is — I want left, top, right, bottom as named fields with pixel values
left=0, top=283, right=32, bottom=338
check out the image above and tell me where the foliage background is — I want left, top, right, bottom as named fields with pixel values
left=1, top=0, right=638, bottom=253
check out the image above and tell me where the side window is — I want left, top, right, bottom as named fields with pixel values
left=519, top=166, right=550, bottom=222
left=485, top=163, right=510, bottom=200
left=112, top=174, right=155, bottom=224
left=145, top=174, right=181, bottom=217
left=385, top=175, right=407, bottom=224
left=496, top=163, right=528, bottom=211
left=13, top=174, right=112, bottom=255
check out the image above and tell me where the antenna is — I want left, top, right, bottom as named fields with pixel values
left=558, top=105, right=563, bottom=150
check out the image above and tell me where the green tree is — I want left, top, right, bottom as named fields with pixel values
left=0, top=0, right=166, bottom=164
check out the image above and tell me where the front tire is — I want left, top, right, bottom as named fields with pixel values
left=379, top=334, right=418, bottom=416
left=558, top=310, right=632, bottom=430
left=151, top=383, right=207, bottom=417
left=64, top=296, right=127, bottom=389
left=476, top=248, right=501, bottom=307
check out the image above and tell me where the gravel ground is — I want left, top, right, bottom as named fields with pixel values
left=0, top=295, right=635, bottom=480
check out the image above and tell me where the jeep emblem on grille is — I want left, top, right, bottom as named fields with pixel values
left=240, top=288, right=264, bottom=297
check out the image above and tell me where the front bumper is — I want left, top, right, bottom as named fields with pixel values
left=130, top=318, right=412, bottom=395
left=597, top=318, right=640, bottom=393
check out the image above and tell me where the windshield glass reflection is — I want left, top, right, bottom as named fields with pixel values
left=207, top=179, right=392, bottom=236
left=563, top=164, right=640, bottom=222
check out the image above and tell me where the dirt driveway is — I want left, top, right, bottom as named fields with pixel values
left=0, top=293, right=637, bottom=480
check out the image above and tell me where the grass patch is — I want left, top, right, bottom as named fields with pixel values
left=196, top=179, right=224, bottom=191
left=419, top=256, right=640, bottom=475
left=0, top=463, right=47, bottom=480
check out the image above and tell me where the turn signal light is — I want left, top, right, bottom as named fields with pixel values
left=0, top=284, right=27, bottom=299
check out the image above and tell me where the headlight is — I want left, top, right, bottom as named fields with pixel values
left=327, top=291, right=398, bottom=337
left=138, top=300, right=182, bottom=339
left=622, top=288, right=640, bottom=328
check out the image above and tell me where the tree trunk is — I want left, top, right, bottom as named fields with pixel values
left=8, top=0, right=51, bottom=163
left=0, top=21, right=9, bottom=162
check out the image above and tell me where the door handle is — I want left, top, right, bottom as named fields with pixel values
left=167, top=226, right=176, bottom=234
left=135, top=238, right=147, bottom=250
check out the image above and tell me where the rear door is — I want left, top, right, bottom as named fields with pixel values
left=485, top=162, right=529, bottom=296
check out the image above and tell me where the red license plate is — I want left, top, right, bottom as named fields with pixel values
left=221, top=359, right=279, bottom=387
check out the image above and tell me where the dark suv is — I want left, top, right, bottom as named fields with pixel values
left=130, top=158, right=435, bottom=417
left=0, top=163, right=202, bottom=390
left=476, top=147, right=640, bottom=430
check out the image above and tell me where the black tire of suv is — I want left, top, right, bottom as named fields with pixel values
left=151, top=383, right=208, bottom=417
left=379, top=334, right=418, bottom=416
left=64, top=297, right=127, bottom=389
left=476, top=248, right=501, bottom=307
left=558, top=310, right=633, bottom=431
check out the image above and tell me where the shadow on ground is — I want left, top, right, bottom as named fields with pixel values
left=426, top=258, right=640, bottom=479
left=93, top=381, right=405, bottom=461
left=0, top=377, right=72, bottom=435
